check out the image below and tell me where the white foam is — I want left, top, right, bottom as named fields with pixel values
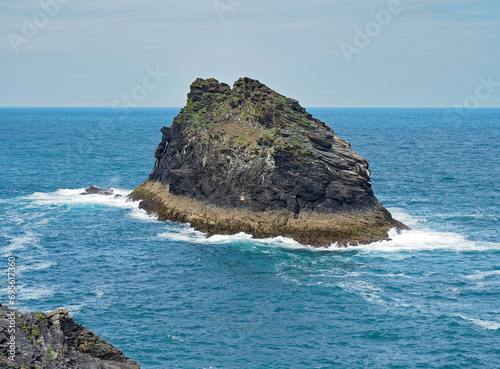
left=18, top=286, right=54, bottom=300
left=463, top=270, right=500, bottom=280
left=459, top=315, right=500, bottom=330
left=158, top=225, right=329, bottom=251
left=4, top=212, right=25, bottom=225
left=94, top=289, right=105, bottom=298
left=372, top=272, right=413, bottom=279
left=158, top=215, right=500, bottom=254
left=130, top=207, right=158, bottom=221
left=347, top=227, right=498, bottom=253
left=334, top=208, right=500, bottom=253
left=337, top=280, right=386, bottom=306
left=253, top=235, right=323, bottom=250
left=316, top=271, right=362, bottom=278
left=27, top=188, right=134, bottom=207
left=167, top=335, right=185, bottom=343
left=17, top=261, right=56, bottom=273
left=61, top=286, right=109, bottom=316
left=1, top=231, right=38, bottom=254
left=25, top=187, right=154, bottom=221
left=34, top=218, right=50, bottom=227
left=388, top=208, right=428, bottom=227
left=27, top=193, right=498, bottom=254
left=157, top=225, right=206, bottom=243
left=205, top=232, right=307, bottom=250
left=62, top=304, right=84, bottom=315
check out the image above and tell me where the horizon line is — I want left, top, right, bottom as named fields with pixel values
left=1, top=106, right=499, bottom=109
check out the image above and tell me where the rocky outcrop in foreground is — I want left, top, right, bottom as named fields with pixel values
left=0, top=304, right=140, bottom=369
left=131, top=77, right=407, bottom=246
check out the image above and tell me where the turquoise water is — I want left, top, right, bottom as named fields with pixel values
left=1, top=108, right=499, bottom=368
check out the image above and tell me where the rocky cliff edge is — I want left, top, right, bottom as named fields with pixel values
left=0, top=304, right=140, bottom=369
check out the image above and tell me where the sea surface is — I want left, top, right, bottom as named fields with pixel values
left=1, top=107, right=499, bottom=369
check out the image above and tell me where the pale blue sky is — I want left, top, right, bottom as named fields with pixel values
left=1, top=0, right=499, bottom=107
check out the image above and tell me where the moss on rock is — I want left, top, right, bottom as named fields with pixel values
left=131, top=77, right=408, bottom=247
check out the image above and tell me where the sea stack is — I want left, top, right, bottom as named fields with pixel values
left=130, top=78, right=407, bottom=246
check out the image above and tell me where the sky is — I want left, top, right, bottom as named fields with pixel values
left=0, top=0, right=499, bottom=107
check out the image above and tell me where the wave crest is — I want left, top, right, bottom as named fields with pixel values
left=22, top=190, right=500, bottom=253
left=25, top=187, right=156, bottom=221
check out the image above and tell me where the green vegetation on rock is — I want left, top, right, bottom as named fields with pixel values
left=138, top=77, right=408, bottom=247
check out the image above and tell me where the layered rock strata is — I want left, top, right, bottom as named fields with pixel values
left=0, top=304, right=140, bottom=369
left=131, top=78, right=407, bottom=246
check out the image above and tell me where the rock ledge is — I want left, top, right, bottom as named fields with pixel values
left=0, top=304, right=140, bottom=369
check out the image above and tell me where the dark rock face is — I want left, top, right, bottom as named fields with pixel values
left=132, top=77, right=407, bottom=246
left=80, top=186, right=122, bottom=199
left=80, top=186, right=114, bottom=196
left=0, top=304, right=140, bottom=369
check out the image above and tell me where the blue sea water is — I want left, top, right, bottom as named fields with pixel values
left=0, top=107, right=499, bottom=369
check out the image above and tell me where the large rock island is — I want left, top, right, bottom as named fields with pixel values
left=131, top=78, right=407, bottom=246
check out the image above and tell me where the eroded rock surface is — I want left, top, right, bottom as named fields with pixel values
left=131, top=77, right=407, bottom=246
left=0, top=304, right=140, bottom=369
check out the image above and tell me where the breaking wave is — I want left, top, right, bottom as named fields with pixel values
left=20, top=189, right=500, bottom=254
left=25, top=188, right=156, bottom=221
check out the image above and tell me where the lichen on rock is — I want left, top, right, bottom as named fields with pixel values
left=130, top=77, right=407, bottom=246
left=0, top=303, right=140, bottom=369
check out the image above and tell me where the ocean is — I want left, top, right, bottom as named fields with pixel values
left=0, top=107, right=499, bottom=368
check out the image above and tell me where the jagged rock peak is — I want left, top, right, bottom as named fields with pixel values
left=187, top=77, right=231, bottom=102
left=186, top=77, right=294, bottom=111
